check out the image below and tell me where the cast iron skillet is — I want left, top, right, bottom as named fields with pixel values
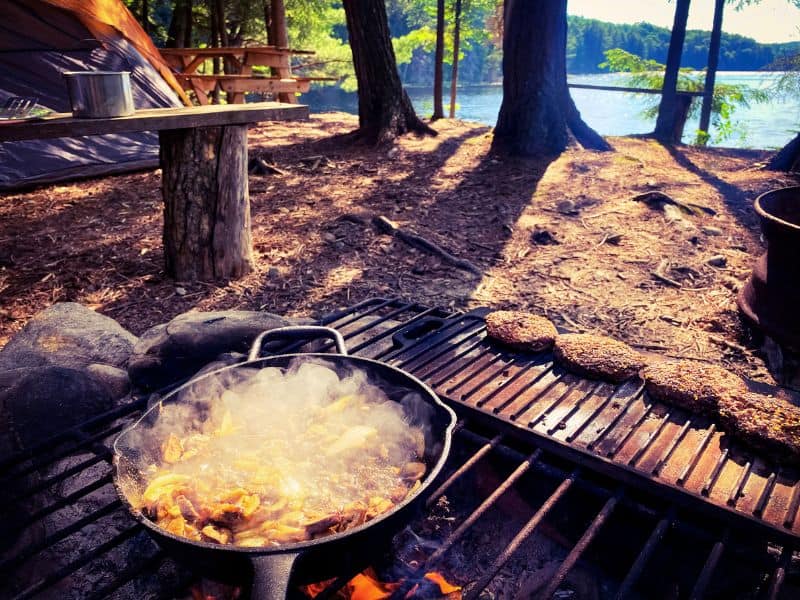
left=113, top=326, right=457, bottom=600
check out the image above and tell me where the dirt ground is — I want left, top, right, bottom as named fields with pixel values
left=1, top=112, right=798, bottom=384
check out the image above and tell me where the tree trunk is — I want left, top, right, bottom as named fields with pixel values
left=654, top=0, right=691, bottom=142
left=214, top=0, right=229, bottom=47
left=270, top=0, right=294, bottom=103
left=448, top=0, right=462, bottom=119
left=432, top=0, right=445, bottom=120
left=492, top=0, right=609, bottom=156
left=141, top=0, right=149, bottom=34
left=767, top=132, right=800, bottom=172
left=160, top=126, right=253, bottom=281
left=167, top=0, right=193, bottom=48
left=698, top=0, right=725, bottom=142
left=210, top=3, right=220, bottom=104
left=183, top=0, right=192, bottom=47
left=263, top=0, right=273, bottom=45
left=341, top=0, right=436, bottom=144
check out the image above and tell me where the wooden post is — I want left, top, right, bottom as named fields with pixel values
left=159, top=125, right=253, bottom=281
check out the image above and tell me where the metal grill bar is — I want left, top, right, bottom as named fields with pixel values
left=677, top=424, right=717, bottom=485
left=539, top=491, right=622, bottom=598
left=425, top=432, right=503, bottom=507
left=0, top=423, right=124, bottom=483
left=0, top=499, right=121, bottom=573
left=767, top=546, right=792, bottom=599
left=13, top=526, right=143, bottom=600
left=614, top=514, right=673, bottom=599
left=688, top=531, right=729, bottom=600
left=463, top=473, right=577, bottom=600
left=16, top=473, right=113, bottom=529
left=7, top=452, right=110, bottom=504
left=0, top=397, right=148, bottom=472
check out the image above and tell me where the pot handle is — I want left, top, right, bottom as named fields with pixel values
left=250, top=552, right=300, bottom=600
left=248, top=326, right=348, bottom=361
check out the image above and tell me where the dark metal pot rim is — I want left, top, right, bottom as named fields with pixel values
left=754, top=185, right=800, bottom=232
left=112, top=351, right=457, bottom=556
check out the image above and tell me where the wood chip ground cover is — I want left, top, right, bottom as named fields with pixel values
left=1, top=113, right=797, bottom=384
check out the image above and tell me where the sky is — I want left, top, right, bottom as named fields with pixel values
left=567, top=0, right=800, bottom=44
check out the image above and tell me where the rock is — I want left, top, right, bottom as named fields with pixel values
left=267, top=267, right=281, bottom=280
left=702, top=225, right=724, bottom=236
left=0, top=366, right=113, bottom=452
left=0, top=303, right=137, bottom=372
left=531, top=226, right=559, bottom=245
left=662, top=204, right=696, bottom=231
left=556, top=199, right=577, bottom=215
left=0, top=303, right=136, bottom=402
left=127, top=310, right=292, bottom=390
left=322, top=232, right=336, bottom=243
left=85, top=363, right=131, bottom=399
left=707, top=255, right=728, bottom=268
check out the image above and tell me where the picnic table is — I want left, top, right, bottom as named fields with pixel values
left=0, top=102, right=308, bottom=282
left=160, top=46, right=322, bottom=105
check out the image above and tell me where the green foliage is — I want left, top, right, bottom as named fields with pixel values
left=567, top=15, right=800, bottom=74
left=601, top=48, right=769, bottom=144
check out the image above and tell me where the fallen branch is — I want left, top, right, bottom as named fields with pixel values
left=631, top=190, right=716, bottom=216
left=371, top=215, right=482, bottom=276
left=248, top=157, right=288, bottom=176
left=652, top=259, right=682, bottom=288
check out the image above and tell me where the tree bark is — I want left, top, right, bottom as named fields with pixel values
left=341, top=0, right=436, bottom=144
left=270, top=0, right=295, bottom=103
left=210, top=3, right=221, bottom=103
left=141, top=0, right=149, bottom=34
left=167, top=0, right=193, bottom=48
left=698, top=0, right=725, bottom=142
left=654, top=0, right=691, bottom=142
left=492, top=0, right=609, bottom=156
left=448, top=0, right=462, bottom=119
left=263, top=0, right=273, bottom=45
left=432, top=0, right=445, bottom=120
left=766, top=132, right=800, bottom=172
left=183, top=0, right=192, bottom=47
left=160, top=125, right=253, bottom=281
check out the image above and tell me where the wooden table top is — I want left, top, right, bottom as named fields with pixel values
left=0, top=102, right=309, bottom=142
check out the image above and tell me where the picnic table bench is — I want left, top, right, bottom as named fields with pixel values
left=0, top=102, right=308, bottom=282
left=160, top=46, right=331, bottom=105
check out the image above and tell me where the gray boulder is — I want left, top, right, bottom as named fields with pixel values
left=127, top=310, right=294, bottom=390
left=0, top=302, right=137, bottom=373
left=0, top=366, right=113, bottom=451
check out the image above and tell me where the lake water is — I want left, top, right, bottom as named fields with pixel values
left=305, top=72, right=800, bottom=150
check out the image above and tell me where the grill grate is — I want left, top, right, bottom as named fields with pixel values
left=1, top=298, right=798, bottom=599
left=360, top=306, right=800, bottom=543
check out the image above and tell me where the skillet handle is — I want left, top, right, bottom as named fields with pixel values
left=250, top=552, right=299, bottom=600
left=248, top=326, right=348, bottom=361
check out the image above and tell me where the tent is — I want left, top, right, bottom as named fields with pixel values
left=0, top=0, right=190, bottom=190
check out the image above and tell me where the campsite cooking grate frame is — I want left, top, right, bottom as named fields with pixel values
left=0, top=297, right=798, bottom=599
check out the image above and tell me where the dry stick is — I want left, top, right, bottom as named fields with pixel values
left=371, top=215, right=482, bottom=276
left=652, top=259, right=682, bottom=288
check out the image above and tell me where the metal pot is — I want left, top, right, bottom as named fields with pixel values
left=63, top=71, right=135, bottom=118
left=738, top=186, right=800, bottom=347
left=113, top=326, right=457, bottom=599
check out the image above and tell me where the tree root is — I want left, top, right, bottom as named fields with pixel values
left=371, top=215, right=482, bottom=276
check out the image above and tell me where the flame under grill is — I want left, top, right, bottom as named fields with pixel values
left=1, top=298, right=799, bottom=599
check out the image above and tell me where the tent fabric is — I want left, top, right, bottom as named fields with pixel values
left=0, top=0, right=188, bottom=190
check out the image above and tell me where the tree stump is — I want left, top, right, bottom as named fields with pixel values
left=160, top=124, right=253, bottom=281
